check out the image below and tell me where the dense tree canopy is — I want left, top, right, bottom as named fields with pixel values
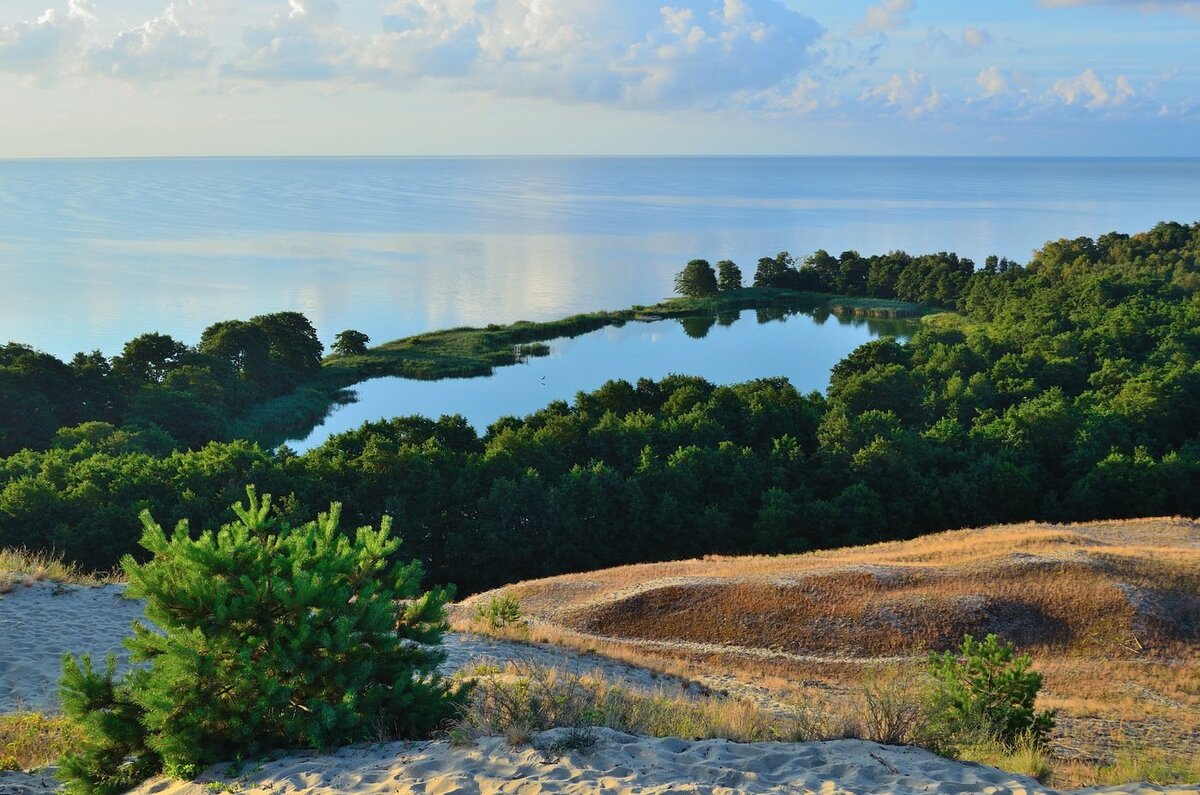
left=0, top=312, right=323, bottom=456
left=2, top=222, right=1199, bottom=597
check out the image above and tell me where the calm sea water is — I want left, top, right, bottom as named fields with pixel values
left=2, top=157, right=1198, bottom=360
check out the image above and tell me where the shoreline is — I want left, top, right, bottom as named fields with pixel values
left=236, top=289, right=933, bottom=447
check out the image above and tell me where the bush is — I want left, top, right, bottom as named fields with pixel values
left=927, top=633, right=1055, bottom=748
left=474, top=594, right=526, bottom=629
left=59, top=487, right=466, bottom=795
left=331, top=329, right=370, bottom=357
left=859, top=672, right=938, bottom=750
left=454, top=662, right=786, bottom=746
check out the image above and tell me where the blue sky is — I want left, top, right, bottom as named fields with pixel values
left=0, top=0, right=1196, bottom=156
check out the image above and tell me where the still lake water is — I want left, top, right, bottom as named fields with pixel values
left=1, top=157, right=1196, bottom=442
left=289, top=308, right=910, bottom=450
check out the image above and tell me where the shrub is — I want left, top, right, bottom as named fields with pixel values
left=455, top=662, right=786, bottom=745
left=59, top=487, right=466, bottom=795
left=858, top=672, right=939, bottom=750
left=474, top=594, right=526, bottom=629
left=927, top=633, right=1055, bottom=748
left=331, top=329, right=370, bottom=357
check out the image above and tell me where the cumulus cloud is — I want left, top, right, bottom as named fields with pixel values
left=860, top=69, right=941, bottom=117
left=853, top=0, right=914, bottom=36
left=1038, top=0, right=1200, bottom=20
left=355, top=0, right=824, bottom=109
left=1047, top=68, right=1135, bottom=108
left=0, top=0, right=95, bottom=80
left=921, top=25, right=992, bottom=57
left=960, top=27, right=991, bottom=53
left=88, top=3, right=213, bottom=79
left=223, top=0, right=355, bottom=81
left=975, top=66, right=1012, bottom=97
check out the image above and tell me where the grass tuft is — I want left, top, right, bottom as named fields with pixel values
left=452, top=661, right=805, bottom=746
left=0, top=712, right=83, bottom=771
left=0, top=547, right=119, bottom=590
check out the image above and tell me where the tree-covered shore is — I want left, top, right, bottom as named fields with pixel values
left=2, top=222, right=1198, bottom=594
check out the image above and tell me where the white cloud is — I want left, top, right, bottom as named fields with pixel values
left=355, top=0, right=823, bottom=109
left=1047, top=68, right=1135, bottom=108
left=1038, top=0, right=1200, bottom=20
left=88, top=4, right=213, bottom=79
left=960, top=27, right=991, bottom=53
left=920, top=25, right=991, bottom=57
left=860, top=69, right=941, bottom=117
left=853, top=0, right=914, bottom=36
left=976, top=66, right=1011, bottom=97
left=0, top=0, right=95, bottom=80
left=223, top=0, right=356, bottom=81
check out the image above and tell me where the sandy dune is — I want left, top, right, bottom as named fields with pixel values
left=3, top=556, right=1197, bottom=795
left=0, top=582, right=145, bottom=713
left=0, top=582, right=692, bottom=715
left=120, top=729, right=1199, bottom=795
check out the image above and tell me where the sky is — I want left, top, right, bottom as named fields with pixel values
left=0, top=0, right=1197, bottom=157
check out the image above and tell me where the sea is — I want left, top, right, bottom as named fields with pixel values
left=1, top=156, right=1196, bottom=444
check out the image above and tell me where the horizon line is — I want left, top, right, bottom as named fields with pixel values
left=3, top=153, right=1199, bottom=163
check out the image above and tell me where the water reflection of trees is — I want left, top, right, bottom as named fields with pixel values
left=679, top=315, right=718, bottom=339
left=683, top=305, right=912, bottom=339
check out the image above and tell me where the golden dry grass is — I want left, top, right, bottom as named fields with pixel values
left=455, top=517, right=1200, bottom=784
left=0, top=712, right=82, bottom=771
left=0, top=547, right=121, bottom=593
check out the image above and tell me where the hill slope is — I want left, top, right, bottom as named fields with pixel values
left=458, top=517, right=1200, bottom=770
left=465, top=517, right=1200, bottom=658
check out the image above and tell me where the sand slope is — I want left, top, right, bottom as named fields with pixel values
left=0, top=583, right=694, bottom=715
left=0, top=582, right=144, bottom=713
left=121, top=729, right=1199, bottom=795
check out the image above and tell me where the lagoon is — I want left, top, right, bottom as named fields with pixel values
left=289, top=307, right=911, bottom=450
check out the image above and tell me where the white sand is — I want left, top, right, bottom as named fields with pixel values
left=118, top=729, right=1199, bottom=795
left=0, top=583, right=692, bottom=714
left=3, top=582, right=1197, bottom=795
left=0, top=582, right=145, bottom=713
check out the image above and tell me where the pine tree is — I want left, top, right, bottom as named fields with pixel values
left=60, top=487, right=466, bottom=793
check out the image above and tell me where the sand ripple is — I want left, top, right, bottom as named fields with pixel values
left=116, top=729, right=1200, bottom=795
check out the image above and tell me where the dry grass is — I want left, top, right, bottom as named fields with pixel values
left=0, top=547, right=120, bottom=592
left=455, top=516, right=1200, bottom=785
left=451, top=661, right=850, bottom=748
left=0, top=712, right=82, bottom=771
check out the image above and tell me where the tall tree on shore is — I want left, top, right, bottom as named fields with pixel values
left=674, top=259, right=719, bottom=297
left=716, top=260, right=743, bottom=291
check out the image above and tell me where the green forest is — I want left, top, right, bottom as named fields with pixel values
left=1, top=221, right=1198, bottom=594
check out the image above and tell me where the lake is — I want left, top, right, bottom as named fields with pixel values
left=288, top=307, right=911, bottom=450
